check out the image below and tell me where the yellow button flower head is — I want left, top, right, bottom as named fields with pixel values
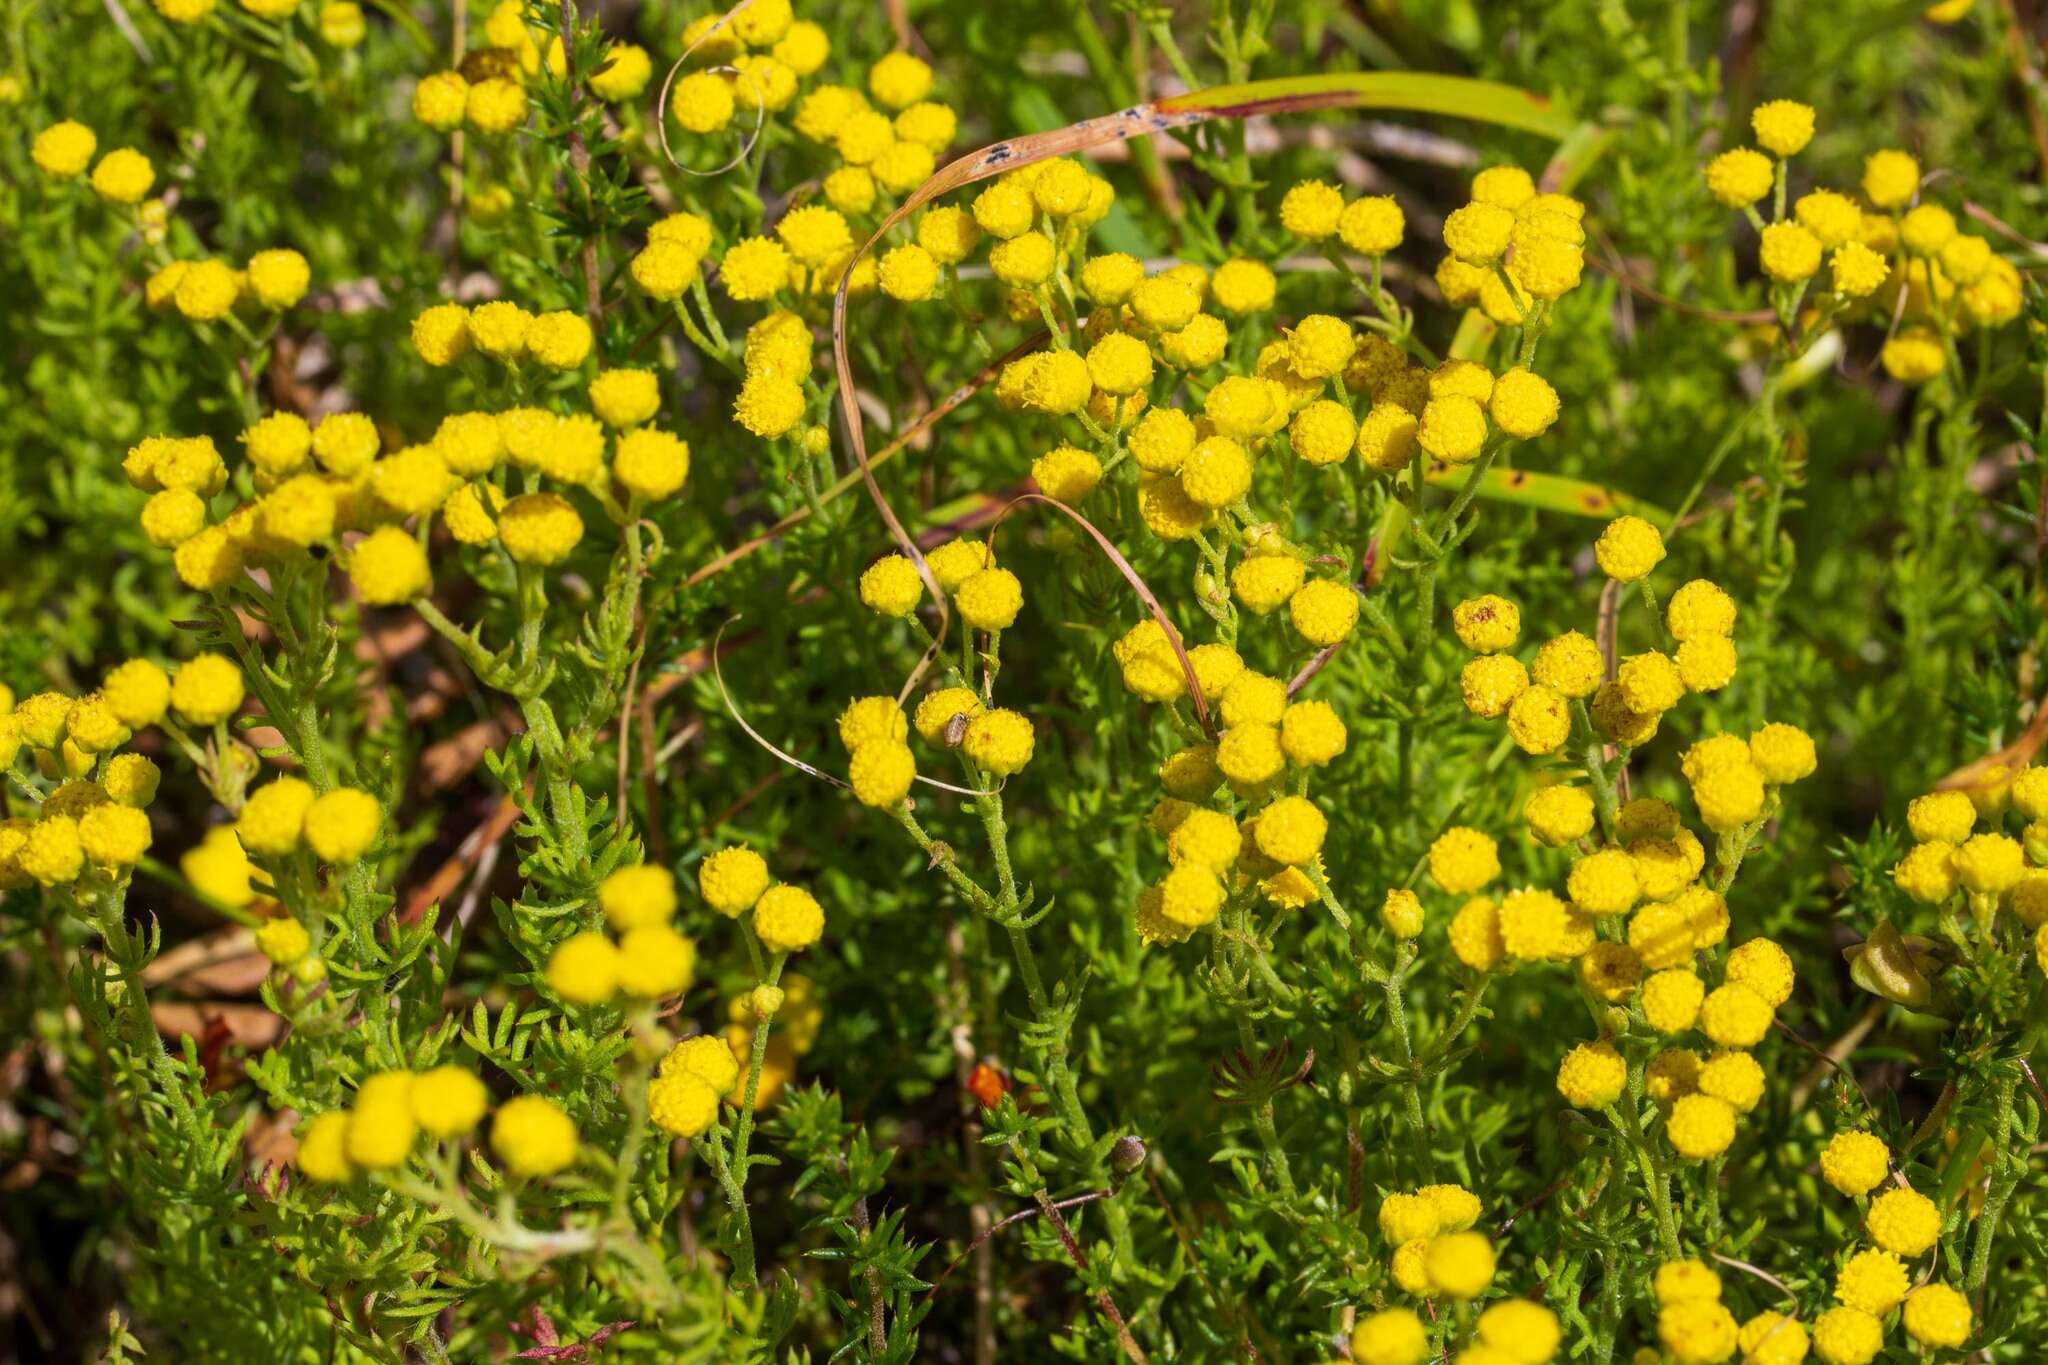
left=245, top=248, right=309, bottom=310
left=587, top=369, right=660, bottom=429
left=1418, top=395, right=1486, bottom=463
left=173, top=260, right=240, bottom=321
left=1567, top=848, right=1640, bottom=916
left=410, top=302, right=470, bottom=366
left=1725, top=937, right=1795, bottom=1006
left=649, top=1071, right=721, bottom=1137
left=97, top=659, right=168, bottom=731
left=1759, top=221, right=1822, bottom=282
left=1445, top=896, right=1503, bottom=970
left=412, top=70, right=470, bottom=129
left=90, top=147, right=155, bottom=204
left=1377, top=1191, right=1439, bottom=1244
left=140, top=489, right=206, bottom=547
left=1899, top=202, right=1955, bottom=256
left=1678, top=1080, right=1749, bottom=1150
left=1339, top=195, right=1405, bottom=254
left=547, top=931, right=620, bottom=1004
left=255, top=916, right=311, bottom=966
left=629, top=239, right=700, bottom=300
left=1288, top=579, right=1358, bottom=647
left=1476, top=1301, right=1558, bottom=1362
left=238, top=776, right=315, bottom=856
left=1751, top=99, right=1815, bottom=157
left=592, top=863, right=674, bottom=933
left=347, top=525, right=431, bottom=605
left=754, top=882, right=825, bottom=952
left=1523, top=785, right=1594, bottom=846
left=1810, top=1306, right=1882, bottom=1365
left=295, top=1111, right=353, bottom=1182
left=1449, top=595, right=1518, bottom=653
left=32, top=120, right=96, bottom=177
left=669, top=70, right=734, bottom=133
left=464, top=77, right=528, bottom=134
left=1577, top=942, right=1639, bottom=1003
left=1285, top=314, right=1356, bottom=380
left=1954, top=831, right=2024, bottom=893
left=1861, top=148, right=1921, bottom=209
left=1283, top=399, right=1352, bottom=467
left=994, top=351, right=1071, bottom=415
left=1825, top=241, right=1887, bottom=299
left=1654, top=1259, right=1722, bottom=1306
left=1209, top=257, right=1276, bottom=314
left=525, top=311, right=593, bottom=370
left=1080, top=332, right=1150, bottom=397
left=1506, top=685, right=1570, bottom=754
left=1428, top=827, right=1500, bottom=894
left=698, top=846, right=771, bottom=917
left=1556, top=1040, right=1626, bottom=1107
left=1738, top=1311, right=1810, bottom=1365
left=956, top=567, right=1023, bottom=631
left=1350, top=1307, right=1427, bottom=1365
left=406, top=1065, right=487, bottom=1140
left=1443, top=202, right=1514, bottom=263
left=608, top=428, right=688, bottom=500
left=1423, top=1230, right=1495, bottom=1298
left=1818, top=1129, right=1890, bottom=1196
left=866, top=50, right=932, bottom=110
left=169, top=654, right=243, bottom=726
left=491, top=1095, right=578, bottom=1178
left=1880, top=325, right=1946, bottom=385
left=1697, top=982, right=1773, bottom=1047
left=305, top=788, right=380, bottom=863
left=963, top=708, right=1034, bottom=777
left=1489, top=367, right=1560, bottom=439
left=1704, top=148, right=1774, bottom=208
left=1834, top=1247, right=1909, bottom=1316
left=1253, top=795, right=1326, bottom=866
left=1902, top=1283, right=1970, bottom=1348
left=79, top=804, right=151, bottom=865
left=495, top=492, right=582, bottom=566
left=879, top=243, right=939, bottom=302
left=1659, top=1299, right=1739, bottom=1364
left=1379, top=888, right=1423, bottom=938
left=858, top=554, right=923, bottom=618
left=370, top=446, right=453, bottom=517
left=1637, top=968, right=1702, bottom=1033
left=462, top=303, right=531, bottom=364
left=1278, top=180, right=1344, bottom=239
left=1596, top=515, right=1665, bottom=581
left=617, top=924, right=697, bottom=997
left=849, top=740, right=916, bottom=807
left=894, top=100, right=956, bottom=150
left=1786, top=192, right=1858, bottom=252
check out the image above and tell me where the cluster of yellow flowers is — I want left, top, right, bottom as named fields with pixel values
left=1890, top=771, right=2048, bottom=956
left=132, top=300, right=690, bottom=601
left=0, top=674, right=171, bottom=889
left=1117, top=618, right=1350, bottom=940
left=1350, top=1193, right=1563, bottom=1365
left=1456, top=519, right=1746, bottom=758
left=30, top=116, right=311, bottom=313
left=1702, top=99, right=2022, bottom=382
left=412, top=0, right=654, bottom=136
left=295, top=1064, right=583, bottom=1183
left=1650, top=1206, right=1970, bottom=1365
left=543, top=864, right=698, bottom=1006
left=145, top=0, right=364, bottom=36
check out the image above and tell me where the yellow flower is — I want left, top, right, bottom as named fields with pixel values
left=1750, top=99, right=1815, bottom=157
left=491, top=1095, right=578, bottom=1177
